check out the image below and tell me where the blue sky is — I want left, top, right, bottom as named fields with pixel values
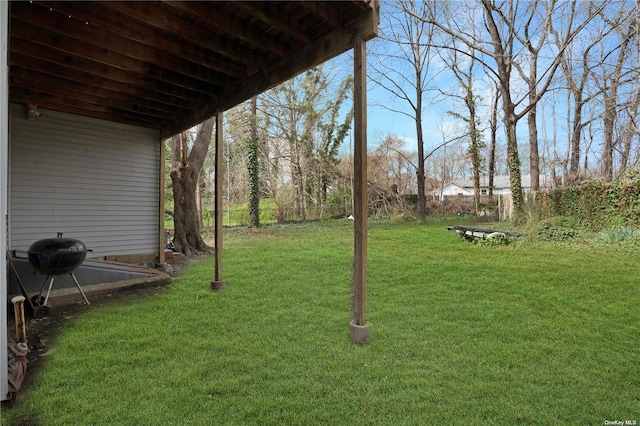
left=320, top=0, right=640, bottom=181
left=330, top=48, right=470, bottom=157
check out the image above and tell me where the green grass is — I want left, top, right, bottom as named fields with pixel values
left=166, top=199, right=280, bottom=229
left=206, top=199, right=280, bottom=228
left=3, top=218, right=639, bottom=424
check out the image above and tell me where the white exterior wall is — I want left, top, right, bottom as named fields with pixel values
left=441, top=183, right=472, bottom=197
left=9, top=104, right=161, bottom=258
left=492, top=187, right=514, bottom=195
left=1, top=0, right=9, bottom=401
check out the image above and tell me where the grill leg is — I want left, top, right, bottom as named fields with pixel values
left=35, top=275, right=48, bottom=303
left=70, top=273, right=90, bottom=305
left=42, top=275, right=55, bottom=306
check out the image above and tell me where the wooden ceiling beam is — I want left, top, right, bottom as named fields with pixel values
left=235, top=2, right=313, bottom=44
left=10, top=33, right=220, bottom=101
left=10, top=66, right=192, bottom=119
left=161, top=1, right=289, bottom=60
left=104, top=1, right=279, bottom=66
left=10, top=52, right=199, bottom=114
left=224, top=6, right=379, bottom=110
left=10, top=72, right=173, bottom=121
left=31, top=1, right=251, bottom=80
left=11, top=86, right=106, bottom=113
left=12, top=4, right=237, bottom=88
left=299, top=2, right=344, bottom=29
left=163, top=3, right=379, bottom=138
left=10, top=88, right=167, bottom=129
left=8, top=0, right=379, bottom=133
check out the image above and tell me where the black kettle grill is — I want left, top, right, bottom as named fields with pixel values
left=27, top=233, right=91, bottom=317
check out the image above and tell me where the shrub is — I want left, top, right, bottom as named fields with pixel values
left=532, top=219, right=581, bottom=242
left=477, top=232, right=511, bottom=246
left=599, top=225, right=640, bottom=243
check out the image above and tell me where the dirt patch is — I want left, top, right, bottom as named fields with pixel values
left=5, top=281, right=171, bottom=406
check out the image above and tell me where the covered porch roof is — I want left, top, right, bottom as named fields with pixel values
left=9, top=0, right=378, bottom=137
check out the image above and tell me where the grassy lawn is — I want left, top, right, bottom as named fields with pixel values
left=3, top=218, right=639, bottom=424
left=166, top=199, right=280, bottom=230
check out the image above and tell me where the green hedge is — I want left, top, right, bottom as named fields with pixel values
left=526, top=179, right=640, bottom=230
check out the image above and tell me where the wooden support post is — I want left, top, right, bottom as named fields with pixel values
left=350, top=36, right=370, bottom=344
left=11, top=296, right=27, bottom=344
left=211, top=112, right=226, bottom=292
left=158, top=138, right=166, bottom=264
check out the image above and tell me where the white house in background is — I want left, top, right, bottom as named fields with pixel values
left=432, top=175, right=552, bottom=199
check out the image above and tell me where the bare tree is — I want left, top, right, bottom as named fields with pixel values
left=550, top=4, right=603, bottom=184
left=438, top=40, right=485, bottom=213
left=424, top=0, right=603, bottom=218
left=505, top=0, right=572, bottom=191
left=370, top=0, right=438, bottom=221
left=263, top=72, right=315, bottom=219
left=425, top=1, right=523, bottom=216
left=369, top=135, right=415, bottom=195
left=591, top=4, right=638, bottom=181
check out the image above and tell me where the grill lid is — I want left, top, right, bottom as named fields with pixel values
left=28, top=233, right=88, bottom=275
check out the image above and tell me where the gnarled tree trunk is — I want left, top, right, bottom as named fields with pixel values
left=170, top=117, right=215, bottom=256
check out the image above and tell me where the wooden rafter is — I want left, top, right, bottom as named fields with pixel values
left=9, top=0, right=378, bottom=137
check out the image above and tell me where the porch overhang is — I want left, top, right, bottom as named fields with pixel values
left=8, top=0, right=379, bottom=138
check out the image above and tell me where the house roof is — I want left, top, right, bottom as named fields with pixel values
left=446, top=180, right=471, bottom=190
left=482, top=175, right=552, bottom=189
left=9, top=1, right=378, bottom=138
left=451, top=176, right=513, bottom=189
left=435, top=175, right=552, bottom=194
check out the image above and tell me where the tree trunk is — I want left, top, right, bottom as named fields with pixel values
left=599, top=19, right=634, bottom=181
left=547, top=133, right=558, bottom=189
left=602, top=94, right=615, bottom=181
left=482, top=0, right=524, bottom=219
left=469, top=111, right=481, bottom=213
left=247, top=96, right=260, bottom=228
left=505, top=112, right=524, bottom=220
left=619, top=86, right=639, bottom=175
left=528, top=98, right=540, bottom=191
left=416, top=95, right=426, bottom=222
left=569, top=102, right=585, bottom=184
left=196, top=176, right=203, bottom=228
left=526, top=48, right=541, bottom=192
left=456, top=59, right=483, bottom=214
left=292, top=158, right=306, bottom=219
left=170, top=117, right=215, bottom=256
left=488, top=86, right=499, bottom=201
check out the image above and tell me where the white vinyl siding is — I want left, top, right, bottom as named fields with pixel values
left=1, top=1, right=9, bottom=401
left=9, top=104, right=160, bottom=258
